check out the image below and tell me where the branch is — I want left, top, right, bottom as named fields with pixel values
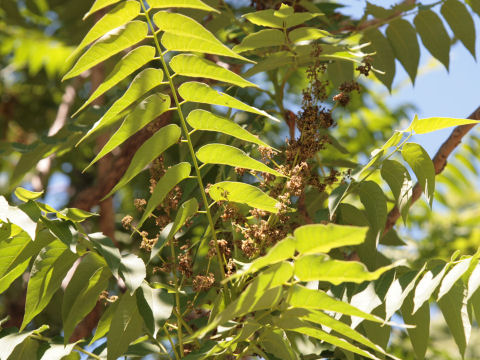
left=384, top=105, right=480, bottom=234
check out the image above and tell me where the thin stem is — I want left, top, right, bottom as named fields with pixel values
left=163, top=325, right=180, bottom=360
left=141, top=1, right=226, bottom=283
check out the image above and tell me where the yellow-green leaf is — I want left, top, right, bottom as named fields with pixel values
left=84, top=0, right=121, bottom=19
left=138, top=163, right=191, bottom=227
left=103, top=124, right=181, bottom=199
left=404, top=115, right=480, bottom=134
left=169, top=54, right=256, bottom=88
left=196, top=144, right=283, bottom=177
left=14, top=188, right=44, bottom=202
left=294, top=255, right=397, bottom=284
left=186, top=110, right=272, bottom=147
left=86, top=93, right=171, bottom=170
left=70, top=1, right=140, bottom=61
left=233, top=29, right=285, bottom=53
left=74, top=46, right=156, bottom=116
left=386, top=19, right=420, bottom=84
left=414, top=10, right=450, bottom=70
left=441, top=0, right=476, bottom=58
left=294, top=223, right=368, bottom=255
left=178, top=82, right=279, bottom=122
left=63, top=21, right=148, bottom=80
left=381, top=159, right=412, bottom=223
left=153, top=11, right=250, bottom=62
left=148, top=0, right=218, bottom=12
left=208, top=181, right=280, bottom=213
left=288, top=27, right=330, bottom=43
left=77, top=68, right=165, bottom=146
left=243, top=4, right=320, bottom=29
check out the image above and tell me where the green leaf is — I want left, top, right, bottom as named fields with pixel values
left=0, top=196, right=37, bottom=240
left=62, top=252, right=111, bottom=342
left=14, top=187, right=43, bottom=201
left=83, top=0, right=120, bottom=19
left=404, top=115, right=480, bottom=134
left=138, top=162, right=191, bottom=227
left=288, top=27, right=330, bottom=43
left=119, top=254, right=146, bottom=295
left=401, top=293, right=430, bottom=360
left=328, top=183, right=349, bottom=220
left=196, top=144, right=283, bottom=177
left=86, top=93, right=171, bottom=170
left=77, top=68, right=165, bottom=146
left=0, top=325, right=48, bottom=360
left=294, top=223, right=368, bottom=255
left=467, top=264, right=480, bottom=300
left=437, top=257, right=472, bottom=300
left=401, top=143, right=435, bottom=207
left=63, top=21, right=148, bottom=80
left=233, top=29, right=285, bottom=53
left=21, top=240, right=78, bottom=330
left=384, top=269, right=423, bottom=321
left=261, top=328, right=297, bottom=360
left=153, top=12, right=250, bottom=62
left=186, top=109, right=272, bottom=148
left=107, top=292, right=144, bottom=360
left=358, top=181, right=387, bottom=242
left=90, top=301, right=119, bottom=345
left=294, top=255, right=397, bottom=284
left=170, top=54, right=256, bottom=88
left=366, top=2, right=396, bottom=18
left=70, top=1, right=140, bottom=61
left=41, top=217, right=75, bottom=249
left=243, top=5, right=320, bottom=29
left=413, top=264, right=447, bottom=313
left=39, top=342, right=77, bottom=360
left=437, top=282, right=471, bottom=358
left=167, top=198, right=198, bottom=240
left=103, top=124, right=181, bottom=199
left=441, top=0, right=476, bottom=58
left=328, top=60, right=354, bottom=89
left=136, top=282, right=174, bottom=338
left=381, top=160, right=412, bottom=223
left=208, top=181, right=280, bottom=213
left=414, top=10, right=450, bottom=70
left=148, top=0, right=219, bottom=13
left=466, top=0, right=480, bottom=15
left=275, top=317, right=381, bottom=360
left=362, top=28, right=395, bottom=90
left=74, top=46, right=156, bottom=116
left=386, top=19, right=420, bottom=84
left=88, top=233, right=121, bottom=278
left=178, top=82, right=279, bottom=122
left=57, top=208, right=97, bottom=222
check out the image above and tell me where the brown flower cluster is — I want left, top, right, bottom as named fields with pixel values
left=192, top=273, right=215, bottom=292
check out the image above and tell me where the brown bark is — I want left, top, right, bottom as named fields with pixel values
left=384, top=106, right=480, bottom=234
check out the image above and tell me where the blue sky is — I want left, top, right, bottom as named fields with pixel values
left=340, top=0, right=480, bottom=155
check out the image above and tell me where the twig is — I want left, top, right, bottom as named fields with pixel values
left=384, top=106, right=480, bottom=234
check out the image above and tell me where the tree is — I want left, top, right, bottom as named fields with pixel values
left=1, top=0, right=480, bottom=359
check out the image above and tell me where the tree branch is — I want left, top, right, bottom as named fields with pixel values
left=384, top=105, right=480, bottom=234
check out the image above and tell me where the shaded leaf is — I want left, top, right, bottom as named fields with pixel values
left=441, top=0, right=476, bottom=58
left=107, top=292, right=144, bottom=360
left=328, top=183, right=349, bottom=220
left=261, top=328, right=296, bottom=360
left=328, top=60, right=354, bottom=89
left=77, top=68, right=165, bottom=145
left=381, top=159, right=412, bottom=223
left=233, top=29, right=285, bottom=53
left=294, top=223, right=368, bottom=255
left=154, top=12, right=250, bottom=62
left=21, top=240, right=78, bottom=330
left=401, top=143, right=435, bottom=207
left=196, top=144, right=283, bottom=177
left=401, top=293, right=430, bottom=360
left=178, top=82, right=279, bottom=122
left=186, top=110, right=271, bottom=147
left=63, top=21, right=148, bottom=80
left=362, top=28, right=395, bottom=90
left=103, top=124, right=181, bottom=199
left=170, top=54, right=256, bottom=88
left=414, top=10, right=450, bottom=70
left=87, top=93, right=171, bottom=170
left=358, top=181, right=387, bottom=242
left=166, top=198, right=198, bottom=241
left=74, top=46, right=156, bottom=115
left=90, top=301, right=119, bottom=345
left=138, top=163, right=191, bottom=227
left=62, top=252, right=111, bottom=342
left=88, top=233, right=121, bottom=278
left=208, top=181, right=280, bottom=213
left=386, top=19, right=420, bottom=83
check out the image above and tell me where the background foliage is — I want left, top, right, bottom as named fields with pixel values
left=1, top=0, right=480, bottom=359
